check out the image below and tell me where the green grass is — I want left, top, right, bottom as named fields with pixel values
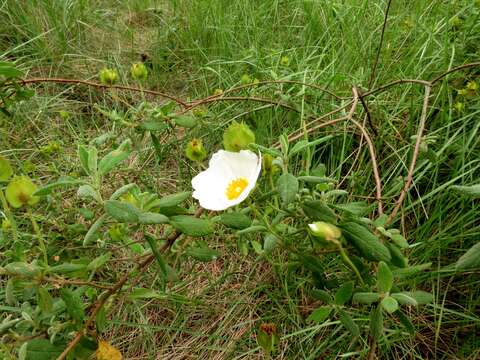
left=1, top=0, right=480, bottom=359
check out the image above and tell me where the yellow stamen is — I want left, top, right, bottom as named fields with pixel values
left=225, top=177, right=249, bottom=200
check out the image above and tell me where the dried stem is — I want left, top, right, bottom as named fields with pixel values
left=368, top=0, right=393, bottom=88
left=386, top=84, right=431, bottom=225
left=350, top=88, right=384, bottom=215
left=19, top=77, right=188, bottom=107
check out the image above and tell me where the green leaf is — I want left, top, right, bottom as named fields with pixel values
left=96, top=306, right=107, bottom=333
left=109, top=183, right=136, bottom=200
left=334, top=202, right=371, bottom=216
left=87, top=147, right=98, bottom=175
left=297, top=176, right=334, bottom=184
left=393, top=263, right=431, bottom=278
left=340, top=222, right=391, bottom=263
left=77, top=184, right=100, bottom=201
left=248, top=143, right=281, bottom=157
left=169, top=215, right=214, bottom=237
left=0, top=63, right=24, bottom=78
left=311, top=289, right=332, bottom=303
left=78, top=145, right=90, bottom=175
left=377, top=262, right=393, bottom=293
left=263, top=233, right=279, bottom=252
left=4, top=262, right=41, bottom=277
left=334, top=281, right=354, bottom=305
left=455, top=242, right=480, bottom=270
left=370, top=305, right=383, bottom=340
left=391, top=293, right=418, bottom=306
left=236, top=225, right=267, bottom=235
left=386, top=243, right=408, bottom=268
left=47, top=263, right=87, bottom=274
left=307, top=306, right=332, bottom=323
left=338, top=309, right=359, bottom=336
left=352, top=292, right=381, bottom=305
left=34, top=178, right=85, bottom=196
left=218, top=212, right=252, bottom=230
left=6, top=278, right=15, bottom=305
left=60, top=289, right=85, bottom=324
left=144, top=235, right=170, bottom=280
left=151, top=191, right=191, bottom=208
left=104, top=200, right=140, bottom=223
left=173, top=115, right=197, bottom=128
left=380, top=296, right=399, bottom=314
left=83, top=215, right=106, bottom=246
left=185, top=244, right=220, bottom=262
left=128, top=288, right=165, bottom=300
left=25, top=339, right=64, bottom=360
left=87, top=253, right=111, bottom=271
left=450, top=184, right=480, bottom=198
left=302, top=200, right=336, bottom=223
left=37, top=287, right=53, bottom=314
left=289, top=135, right=333, bottom=156
left=404, top=291, right=433, bottom=305
left=277, top=173, right=298, bottom=206
left=98, top=139, right=132, bottom=175
left=137, top=212, right=169, bottom=224
left=0, top=155, right=13, bottom=182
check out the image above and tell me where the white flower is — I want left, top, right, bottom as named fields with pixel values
left=192, top=150, right=261, bottom=211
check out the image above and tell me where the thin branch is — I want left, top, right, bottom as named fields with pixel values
left=357, top=88, right=378, bottom=137
left=351, top=87, right=384, bottom=215
left=186, top=95, right=299, bottom=113
left=56, top=208, right=204, bottom=360
left=19, top=77, right=189, bottom=107
left=41, top=277, right=113, bottom=290
left=368, top=0, right=393, bottom=88
left=430, top=61, right=480, bottom=84
left=363, top=79, right=432, bottom=97
left=195, top=79, right=345, bottom=101
left=386, top=84, right=431, bottom=225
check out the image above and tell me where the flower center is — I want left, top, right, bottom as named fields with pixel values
left=225, top=177, right=249, bottom=200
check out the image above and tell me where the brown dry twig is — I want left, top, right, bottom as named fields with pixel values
left=20, top=77, right=189, bottom=108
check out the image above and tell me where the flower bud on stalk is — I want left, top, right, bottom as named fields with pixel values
left=185, top=139, right=207, bottom=162
left=223, top=121, right=256, bottom=152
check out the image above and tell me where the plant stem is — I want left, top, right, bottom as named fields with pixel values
left=0, top=189, right=18, bottom=241
left=27, top=207, right=48, bottom=265
left=338, top=244, right=364, bottom=286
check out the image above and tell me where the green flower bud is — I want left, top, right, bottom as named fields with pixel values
left=185, top=139, right=207, bottom=162
left=454, top=101, right=464, bottom=113
left=192, top=106, right=208, bottom=118
left=40, top=141, right=62, bottom=155
left=240, top=74, right=252, bottom=85
left=99, top=68, right=118, bottom=85
left=130, top=62, right=148, bottom=81
left=0, top=156, right=13, bottom=182
left=213, top=88, right=224, bottom=96
left=308, top=222, right=341, bottom=242
left=449, top=16, right=462, bottom=29
left=5, top=176, right=39, bottom=208
left=466, top=81, right=478, bottom=92
left=223, top=121, right=256, bottom=152
left=280, top=56, right=290, bottom=66
left=2, top=218, right=11, bottom=230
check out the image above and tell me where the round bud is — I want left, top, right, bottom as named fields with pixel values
left=308, top=222, right=341, bottom=241
left=6, top=176, right=39, bottom=208
left=130, top=62, right=148, bottom=81
left=99, top=68, right=119, bottom=85
left=223, top=121, right=255, bottom=152
left=185, top=139, right=207, bottom=162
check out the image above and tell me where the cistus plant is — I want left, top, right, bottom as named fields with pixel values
left=3, top=54, right=479, bottom=359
